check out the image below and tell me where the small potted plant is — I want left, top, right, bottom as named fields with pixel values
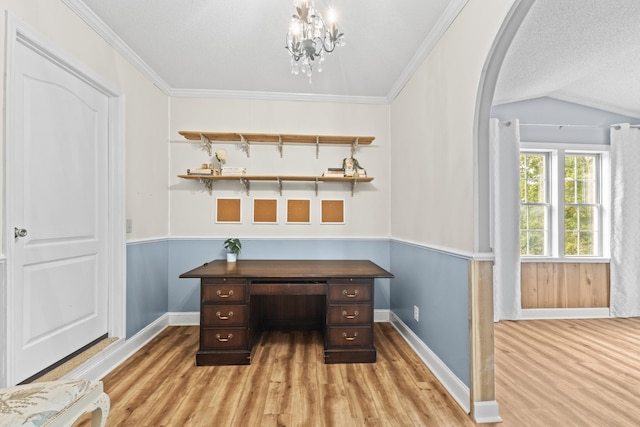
left=223, top=238, right=242, bottom=262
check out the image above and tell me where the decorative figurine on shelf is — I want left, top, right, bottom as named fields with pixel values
left=223, top=238, right=242, bottom=263
left=215, top=149, right=228, bottom=175
left=342, top=157, right=365, bottom=177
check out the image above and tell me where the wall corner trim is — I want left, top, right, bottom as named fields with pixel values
left=472, top=401, right=502, bottom=424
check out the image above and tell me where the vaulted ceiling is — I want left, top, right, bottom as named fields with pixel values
left=495, top=0, right=640, bottom=119
left=66, top=0, right=640, bottom=116
left=65, top=0, right=467, bottom=103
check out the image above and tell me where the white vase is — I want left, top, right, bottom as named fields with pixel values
left=227, top=253, right=237, bottom=262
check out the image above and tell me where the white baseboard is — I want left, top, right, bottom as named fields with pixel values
left=64, top=313, right=170, bottom=381
left=520, top=308, right=610, bottom=320
left=63, top=309, right=401, bottom=385
left=168, top=311, right=200, bottom=325
left=473, top=400, right=502, bottom=423
left=374, top=309, right=390, bottom=322
left=389, top=312, right=470, bottom=414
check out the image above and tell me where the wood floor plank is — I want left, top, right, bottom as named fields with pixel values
left=495, top=317, right=640, bottom=426
left=74, top=323, right=476, bottom=427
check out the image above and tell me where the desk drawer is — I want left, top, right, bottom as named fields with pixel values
left=328, top=283, right=372, bottom=303
left=201, top=328, right=248, bottom=350
left=326, top=326, right=373, bottom=347
left=327, top=305, right=372, bottom=324
left=202, top=305, right=248, bottom=326
left=202, top=284, right=247, bottom=303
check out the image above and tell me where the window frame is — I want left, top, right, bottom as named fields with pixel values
left=519, top=142, right=610, bottom=261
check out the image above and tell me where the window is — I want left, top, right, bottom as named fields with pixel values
left=519, top=147, right=607, bottom=258
left=564, top=154, right=599, bottom=255
left=520, top=153, right=548, bottom=256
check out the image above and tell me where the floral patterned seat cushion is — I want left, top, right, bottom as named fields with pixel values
left=0, top=379, right=96, bottom=427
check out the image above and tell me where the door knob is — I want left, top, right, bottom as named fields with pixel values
left=14, top=227, right=27, bottom=238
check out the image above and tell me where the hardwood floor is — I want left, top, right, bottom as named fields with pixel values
left=75, top=323, right=475, bottom=426
left=494, top=317, right=640, bottom=426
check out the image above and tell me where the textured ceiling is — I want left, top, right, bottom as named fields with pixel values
left=495, top=0, right=640, bottom=119
left=68, top=0, right=464, bottom=102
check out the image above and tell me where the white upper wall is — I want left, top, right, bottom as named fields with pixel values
left=169, top=98, right=390, bottom=238
left=389, top=0, right=516, bottom=252
left=0, top=0, right=169, bottom=244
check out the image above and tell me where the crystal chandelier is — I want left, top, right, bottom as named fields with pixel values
left=285, top=0, right=345, bottom=82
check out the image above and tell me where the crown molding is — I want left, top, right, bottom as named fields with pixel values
left=386, top=0, right=470, bottom=102
left=168, top=87, right=388, bottom=105
left=62, top=0, right=172, bottom=94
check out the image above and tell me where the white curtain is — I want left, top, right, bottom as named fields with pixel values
left=610, top=124, right=640, bottom=318
left=490, top=119, right=522, bottom=321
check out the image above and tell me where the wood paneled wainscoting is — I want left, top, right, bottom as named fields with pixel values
left=521, top=262, right=609, bottom=309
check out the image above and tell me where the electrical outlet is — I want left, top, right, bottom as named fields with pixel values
left=126, top=219, right=133, bottom=233
left=413, top=305, right=419, bottom=322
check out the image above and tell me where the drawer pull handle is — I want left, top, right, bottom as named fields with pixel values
left=342, top=332, right=359, bottom=341
left=216, top=289, right=234, bottom=298
left=216, top=311, right=234, bottom=320
left=342, top=310, right=360, bottom=319
left=215, top=333, right=233, bottom=342
left=342, top=289, right=359, bottom=298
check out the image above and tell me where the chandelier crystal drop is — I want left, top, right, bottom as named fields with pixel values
left=285, top=0, right=345, bottom=82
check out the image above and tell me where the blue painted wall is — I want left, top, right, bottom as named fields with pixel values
left=492, top=97, right=640, bottom=144
left=126, top=240, right=169, bottom=338
left=127, top=237, right=470, bottom=387
left=390, top=240, right=470, bottom=387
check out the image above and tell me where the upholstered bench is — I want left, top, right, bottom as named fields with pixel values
left=0, top=379, right=109, bottom=427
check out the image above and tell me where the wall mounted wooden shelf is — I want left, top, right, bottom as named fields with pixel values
left=178, top=131, right=376, bottom=196
left=179, top=131, right=375, bottom=158
left=177, top=174, right=374, bottom=196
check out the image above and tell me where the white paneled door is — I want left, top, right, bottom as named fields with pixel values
left=10, top=36, right=109, bottom=383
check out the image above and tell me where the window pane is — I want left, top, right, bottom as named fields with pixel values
left=565, top=206, right=597, bottom=256
left=528, top=231, right=545, bottom=256
left=520, top=154, right=546, bottom=203
left=528, top=205, right=545, bottom=229
left=576, top=156, right=594, bottom=179
left=565, top=231, right=578, bottom=255
left=565, top=154, right=597, bottom=204
left=579, top=231, right=594, bottom=255
left=579, top=206, right=594, bottom=231
left=520, top=204, right=547, bottom=256
left=565, top=206, right=577, bottom=231
left=564, top=179, right=575, bottom=204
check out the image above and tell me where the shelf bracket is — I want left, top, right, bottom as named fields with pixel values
left=240, top=134, right=250, bottom=158
left=240, top=177, right=250, bottom=196
left=351, top=178, right=356, bottom=197
left=278, top=135, right=283, bottom=158
left=199, top=178, right=213, bottom=195
left=350, top=137, right=359, bottom=157
left=315, top=178, right=319, bottom=196
left=316, top=136, right=320, bottom=159
left=277, top=177, right=283, bottom=196
left=200, top=134, right=213, bottom=156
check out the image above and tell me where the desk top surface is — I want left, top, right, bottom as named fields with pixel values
left=180, top=259, right=394, bottom=279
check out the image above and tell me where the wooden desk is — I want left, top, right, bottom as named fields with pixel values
left=180, top=260, right=394, bottom=365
